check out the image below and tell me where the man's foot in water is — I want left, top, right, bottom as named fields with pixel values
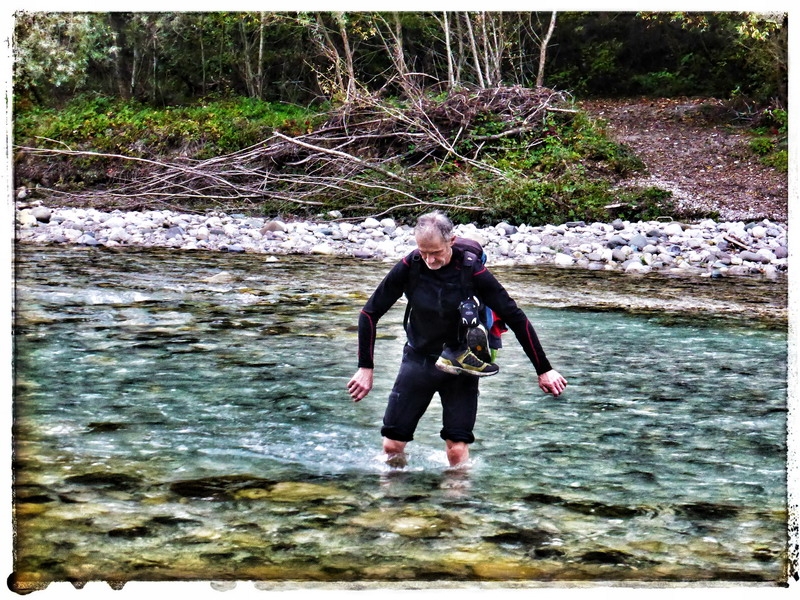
left=385, top=453, right=407, bottom=469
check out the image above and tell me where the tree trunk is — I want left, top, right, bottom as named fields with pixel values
left=454, top=13, right=465, bottom=84
left=485, top=12, right=504, bottom=87
left=239, top=19, right=255, bottom=97
left=464, top=13, right=485, bottom=88
left=199, top=15, right=207, bottom=96
left=335, top=12, right=357, bottom=102
left=480, top=12, right=491, bottom=86
left=314, top=13, right=345, bottom=97
left=443, top=12, right=455, bottom=88
left=376, top=13, right=417, bottom=99
left=536, top=12, right=557, bottom=88
left=257, top=12, right=266, bottom=99
left=107, top=13, right=132, bottom=99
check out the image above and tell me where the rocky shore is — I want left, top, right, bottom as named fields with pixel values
left=16, top=203, right=788, bottom=279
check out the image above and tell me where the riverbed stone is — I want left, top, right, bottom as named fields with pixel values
left=77, top=233, right=99, bottom=246
left=625, top=261, right=649, bottom=274
left=628, top=234, right=648, bottom=250
left=740, top=251, right=769, bottom=264
left=261, top=220, right=287, bottom=233
left=362, top=217, right=381, bottom=229
left=17, top=210, right=39, bottom=227
left=607, top=235, right=628, bottom=249
left=553, top=253, right=574, bottom=266
left=612, top=247, right=630, bottom=262
left=107, top=227, right=130, bottom=242
left=311, top=243, right=334, bottom=255
left=663, top=222, right=684, bottom=236
left=104, top=215, right=126, bottom=229
left=31, top=206, right=52, bottom=223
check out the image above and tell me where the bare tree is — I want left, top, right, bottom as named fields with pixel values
left=374, top=12, right=418, bottom=99
left=464, top=13, right=485, bottom=88
left=536, top=12, right=557, bottom=88
left=303, top=13, right=343, bottom=98
left=334, top=12, right=358, bottom=102
left=443, top=12, right=455, bottom=88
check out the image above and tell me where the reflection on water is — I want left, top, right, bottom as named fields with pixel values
left=12, top=244, right=789, bottom=587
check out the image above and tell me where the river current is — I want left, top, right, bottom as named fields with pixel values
left=11, top=244, right=790, bottom=586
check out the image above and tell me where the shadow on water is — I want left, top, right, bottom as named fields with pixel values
left=10, top=244, right=791, bottom=588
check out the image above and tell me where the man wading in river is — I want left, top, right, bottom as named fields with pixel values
left=347, top=211, right=567, bottom=468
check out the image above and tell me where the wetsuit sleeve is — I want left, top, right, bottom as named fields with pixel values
left=357, top=258, right=410, bottom=369
left=472, top=265, right=553, bottom=375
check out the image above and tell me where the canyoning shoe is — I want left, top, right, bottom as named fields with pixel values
left=466, top=325, right=492, bottom=363
left=435, top=345, right=499, bottom=377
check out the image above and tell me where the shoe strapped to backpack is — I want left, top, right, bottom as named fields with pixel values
left=435, top=344, right=499, bottom=377
left=466, top=324, right=493, bottom=363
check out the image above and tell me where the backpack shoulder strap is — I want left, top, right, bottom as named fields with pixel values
left=454, top=237, right=485, bottom=297
left=403, top=250, right=422, bottom=331
left=460, top=249, right=479, bottom=295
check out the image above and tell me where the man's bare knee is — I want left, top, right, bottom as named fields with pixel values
left=383, top=438, right=407, bottom=455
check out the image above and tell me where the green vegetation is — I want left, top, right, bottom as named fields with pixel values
left=747, top=108, right=788, bottom=172
left=13, top=95, right=325, bottom=191
left=419, top=110, right=658, bottom=226
left=14, top=95, right=323, bottom=159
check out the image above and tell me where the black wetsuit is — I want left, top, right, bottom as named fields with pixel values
left=356, top=246, right=554, bottom=444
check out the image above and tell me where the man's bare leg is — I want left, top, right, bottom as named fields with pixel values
left=383, top=437, right=407, bottom=468
left=445, top=440, right=469, bottom=467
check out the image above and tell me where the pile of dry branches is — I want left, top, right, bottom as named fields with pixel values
left=19, top=86, right=574, bottom=217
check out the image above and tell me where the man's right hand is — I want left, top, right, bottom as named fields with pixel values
left=347, top=368, right=374, bottom=402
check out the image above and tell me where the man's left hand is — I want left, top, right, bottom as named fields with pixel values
left=538, top=369, right=567, bottom=397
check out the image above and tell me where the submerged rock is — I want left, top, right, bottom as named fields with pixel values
left=579, top=549, right=635, bottom=565
left=238, top=481, right=348, bottom=503
left=483, top=527, right=552, bottom=547
left=351, top=506, right=460, bottom=538
left=108, top=525, right=151, bottom=538
left=85, top=422, right=126, bottom=433
left=147, top=515, right=203, bottom=528
left=64, top=472, right=143, bottom=492
left=168, top=475, right=348, bottom=504
left=675, top=502, right=740, bottom=520
left=169, top=475, right=276, bottom=500
left=524, top=492, right=650, bottom=519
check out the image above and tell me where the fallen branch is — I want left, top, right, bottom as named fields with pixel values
left=271, top=131, right=413, bottom=185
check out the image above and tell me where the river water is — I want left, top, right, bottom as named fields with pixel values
left=11, top=244, right=790, bottom=587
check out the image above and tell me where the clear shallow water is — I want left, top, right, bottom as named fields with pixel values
left=12, top=244, right=789, bottom=586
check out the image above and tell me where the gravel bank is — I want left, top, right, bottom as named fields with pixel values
left=16, top=204, right=788, bottom=279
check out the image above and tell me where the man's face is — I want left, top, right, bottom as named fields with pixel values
left=415, top=233, right=454, bottom=270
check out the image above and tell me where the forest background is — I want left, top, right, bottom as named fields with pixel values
left=10, top=9, right=790, bottom=226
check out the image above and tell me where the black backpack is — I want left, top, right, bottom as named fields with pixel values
left=404, top=237, right=506, bottom=356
